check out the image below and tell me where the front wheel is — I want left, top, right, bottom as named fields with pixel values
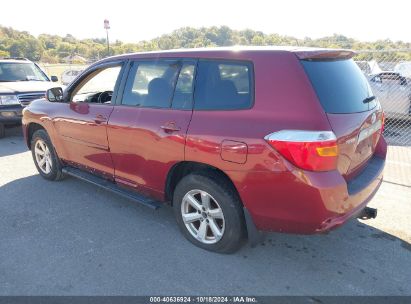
left=173, top=173, right=246, bottom=253
left=31, top=129, right=64, bottom=181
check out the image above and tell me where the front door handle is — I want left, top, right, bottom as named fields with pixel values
left=94, top=114, right=107, bottom=124
left=161, top=123, right=181, bottom=133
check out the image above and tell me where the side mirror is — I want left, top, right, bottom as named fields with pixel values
left=50, top=75, right=58, bottom=82
left=46, top=87, right=64, bottom=102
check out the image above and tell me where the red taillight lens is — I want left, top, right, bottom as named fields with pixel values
left=381, top=112, right=385, bottom=134
left=265, top=130, right=338, bottom=172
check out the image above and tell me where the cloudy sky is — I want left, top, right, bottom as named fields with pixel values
left=1, top=0, right=410, bottom=42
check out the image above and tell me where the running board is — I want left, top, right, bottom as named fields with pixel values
left=62, top=167, right=161, bottom=210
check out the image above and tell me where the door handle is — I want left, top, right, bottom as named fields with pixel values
left=161, top=123, right=181, bottom=133
left=94, top=114, right=107, bottom=124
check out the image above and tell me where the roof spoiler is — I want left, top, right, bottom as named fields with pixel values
left=294, top=49, right=355, bottom=60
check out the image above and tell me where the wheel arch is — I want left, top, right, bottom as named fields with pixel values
left=165, top=161, right=242, bottom=206
left=26, top=122, right=46, bottom=149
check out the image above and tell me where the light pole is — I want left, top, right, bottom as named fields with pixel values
left=104, top=19, right=110, bottom=56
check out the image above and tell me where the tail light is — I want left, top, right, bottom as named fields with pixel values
left=381, top=112, right=385, bottom=134
left=264, top=130, right=338, bottom=172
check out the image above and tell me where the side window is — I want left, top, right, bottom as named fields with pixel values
left=71, top=66, right=121, bottom=104
left=172, top=63, right=195, bottom=110
left=194, top=60, right=253, bottom=110
left=122, top=61, right=180, bottom=108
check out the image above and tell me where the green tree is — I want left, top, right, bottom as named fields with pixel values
left=1, top=25, right=410, bottom=63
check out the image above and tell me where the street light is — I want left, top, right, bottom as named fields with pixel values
left=104, top=19, right=110, bottom=56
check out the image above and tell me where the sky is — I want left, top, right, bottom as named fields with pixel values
left=1, top=0, right=410, bottom=43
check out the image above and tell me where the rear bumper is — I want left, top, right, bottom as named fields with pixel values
left=316, top=166, right=383, bottom=233
left=229, top=151, right=386, bottom=235
left=0, top=105, right=23, bottom=124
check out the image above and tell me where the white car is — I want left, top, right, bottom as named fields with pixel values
left=61, top=69, right=83, bottom=85
left=394, top=62, right=411, bottom=79
left=355, top=60, right=382, bottom=75
left=369, top=72, right=411, bottom=120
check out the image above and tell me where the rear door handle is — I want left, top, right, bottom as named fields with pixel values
left=161, top=123, right=181, bottom=133
left=94, top=114, right=107, bottom=124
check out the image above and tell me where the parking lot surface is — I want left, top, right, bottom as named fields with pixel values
left=1, top=127, right=410, bottom=295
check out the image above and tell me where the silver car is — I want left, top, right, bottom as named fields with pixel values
left=394, top=62, right=411, bottom=79
left=369, top=72, right=411, bottom=120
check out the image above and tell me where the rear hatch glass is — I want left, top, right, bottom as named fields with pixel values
left=301, top=59, right=383, bottom=177
left=301, top=59, right=377, bottom=113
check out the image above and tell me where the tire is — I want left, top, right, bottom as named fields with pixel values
left=173, top=172, right=246, bottom=253
left=31, top=129, right=65, bottom=181
left=0, top=124, right=5, bottom=139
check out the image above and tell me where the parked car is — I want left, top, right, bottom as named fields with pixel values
left=22, top=47, right=386, bottom=253
left=394, top=61, right=411, bottom=79
left=0, top=57, right=58, bottom=138
left=355, top=60, right=382, bottom=75
left=368, top=72, right=411, bottom=120
left=61, top=69, right=84, bottom=85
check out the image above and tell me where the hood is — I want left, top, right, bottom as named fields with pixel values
left=0, top=81, right=57, bottom=94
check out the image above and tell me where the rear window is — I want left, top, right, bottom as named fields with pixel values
left=301, top=59, right=376, bottom=113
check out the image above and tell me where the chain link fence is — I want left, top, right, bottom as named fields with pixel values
left=38, top=63, right=89, bottom=86
left=354, top=49, right=411, bottom=146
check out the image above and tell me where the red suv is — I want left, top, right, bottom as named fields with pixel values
left=22, top=47, right=386, bottom=253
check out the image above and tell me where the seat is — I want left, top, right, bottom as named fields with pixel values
left=208, top=80, right=240, bottom=107
left=145, top=78, right=172, bottom=107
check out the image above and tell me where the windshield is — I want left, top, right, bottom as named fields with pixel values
left=0, top=62, right=49, bottom=82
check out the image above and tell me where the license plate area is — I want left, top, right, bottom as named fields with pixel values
left=358, top=120, right=382, bottom=143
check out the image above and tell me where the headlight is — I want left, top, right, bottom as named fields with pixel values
left=0, top=95, right=19, bottom=105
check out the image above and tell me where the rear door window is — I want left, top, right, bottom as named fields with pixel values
left=194, top=60, right=253, bottom=110
left=122, top=61, right=180, bottom=108
left=301, top=59, right=376, bottom=113
left=172, top=63, right=196, bottom=110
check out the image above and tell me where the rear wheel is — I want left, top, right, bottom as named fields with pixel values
left=173, top=173, right=246, bottom=253
left=0, top=124, right=5, bottom=138
left=31, top=129, right=64, bottom=181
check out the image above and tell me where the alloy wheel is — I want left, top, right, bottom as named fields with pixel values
left=181, top=189, right=225, bottom=244
left=34, top=139, right=53, bottom=174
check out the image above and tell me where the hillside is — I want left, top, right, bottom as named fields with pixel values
left=1, top=25, right=410, bottom=62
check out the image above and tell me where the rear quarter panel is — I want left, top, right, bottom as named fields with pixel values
left=185, top=51, right=332, bottom=213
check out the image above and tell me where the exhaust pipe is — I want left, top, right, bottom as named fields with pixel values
left=358, top=207, right=378, bottom=220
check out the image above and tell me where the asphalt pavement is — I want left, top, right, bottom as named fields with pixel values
left=0, top=127, right=410, bottom=295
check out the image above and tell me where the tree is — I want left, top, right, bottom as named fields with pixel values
left=0, top=25, right=410, bottom=63
left=0, top=50, right=10, bottom=57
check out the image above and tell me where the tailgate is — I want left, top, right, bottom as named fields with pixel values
left=301, top=58, right=384, bottom=179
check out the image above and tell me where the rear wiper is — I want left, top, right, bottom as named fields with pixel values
left=363, top=96, right=376, bottom=103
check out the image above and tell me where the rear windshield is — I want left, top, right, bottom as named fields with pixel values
left=301, top=59, right=376, bottom=113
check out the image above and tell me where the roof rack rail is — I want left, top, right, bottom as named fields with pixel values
left=0, top=57, right=30, bottom=61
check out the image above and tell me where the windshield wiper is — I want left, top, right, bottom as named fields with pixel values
left=363, top=96, right=376, bottom=104
left=13, top=78, right=45, bottom=82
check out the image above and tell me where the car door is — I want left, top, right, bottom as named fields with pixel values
left=107, top=59, right=196, bottom=199
left=53, top=61, right=125, bottom=177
